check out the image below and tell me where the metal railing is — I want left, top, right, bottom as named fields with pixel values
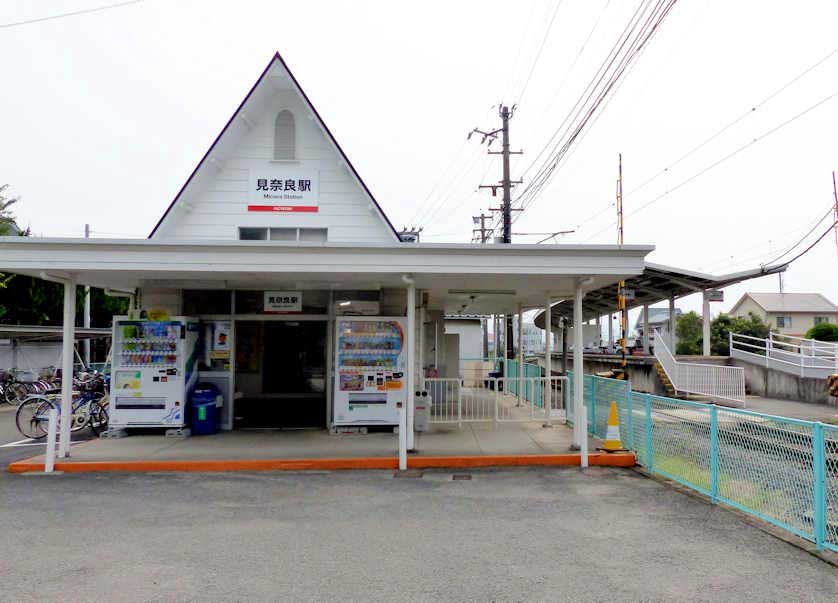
left=567, top=372, right=838, bottom=554
left=653, top=332, right=746, bottom=405
left=730, top=332, right=838, bottom=379
left=423, top=375, right=566, bottom=425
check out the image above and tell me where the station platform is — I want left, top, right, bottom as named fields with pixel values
left=7, top=422, right=635, bottom=473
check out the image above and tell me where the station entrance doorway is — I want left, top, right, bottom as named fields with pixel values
left=233, top=320, right=327, bottom=429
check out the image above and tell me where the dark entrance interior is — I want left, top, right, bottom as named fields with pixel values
left=234, top=321, right=327, bottom=429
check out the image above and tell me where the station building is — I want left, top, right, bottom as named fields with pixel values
left=1, top=52, right=777, bottom=461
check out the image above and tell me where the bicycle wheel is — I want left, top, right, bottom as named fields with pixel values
left=4, top=382, right=26, bottom=406
left=88, top=399, right=109, bottom=436
left=15, top=396, right=56, bottom=439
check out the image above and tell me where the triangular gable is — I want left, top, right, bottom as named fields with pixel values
left=149, top=52, right=401, bottom=242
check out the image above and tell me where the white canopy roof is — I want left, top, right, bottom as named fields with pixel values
left=0, top=237, right=654, bottom=315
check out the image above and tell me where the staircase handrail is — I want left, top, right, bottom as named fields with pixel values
left=654, top=331, right=746, bottom=404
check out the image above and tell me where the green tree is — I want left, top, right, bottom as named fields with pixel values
left=710, top=311, right=771, bottom=355
left=675, top=311, right=702, bottom=355
left=805, top=322, right=838, bottom=342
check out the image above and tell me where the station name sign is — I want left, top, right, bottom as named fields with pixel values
left=264, top=291, right=303, bottom=313
left=247, top=169, right=319, bottom=213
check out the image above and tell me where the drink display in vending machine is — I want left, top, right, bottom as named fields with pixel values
left=333, top=317, right=407, bottom=426
left=109, top=317, right=200, bottom=429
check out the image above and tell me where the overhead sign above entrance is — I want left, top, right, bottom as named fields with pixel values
left=247, top=170, right=319, bottom=213
left=264, top=291, right=303, bottom=313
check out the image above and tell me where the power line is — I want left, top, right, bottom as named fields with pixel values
left=512, top=0, right=678, bottom=218
left=584, top=86, right=838, bottom=241
left=572, top=43, right=838, bottom=238
left=761, top=205, right=837, bottom=267
left=515, top=0, right=565, bottom=107
left=628, top=45, right=838, bottom=197
left=765, top=218, right=838, bottom=269
left=0, top=0, right=143, bottom=29
left=491, top=0, right=667, bottom=236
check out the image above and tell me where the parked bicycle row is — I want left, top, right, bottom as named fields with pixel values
left=2, top=370, right=110, bottom=439
left=0, top=367, right=61, bottom=405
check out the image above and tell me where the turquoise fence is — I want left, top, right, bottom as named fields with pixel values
left=567, top=372, right=838, bottom=553
left=505, top=360, right=545, bottom=408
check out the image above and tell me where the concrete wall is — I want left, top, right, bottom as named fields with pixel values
left=536, top=354, right=668, bottom=397
left=730, top=357, right=834, bottom=405
left=0, top=342, right=63, bottom=373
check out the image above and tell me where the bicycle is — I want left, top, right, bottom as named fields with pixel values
left=15, top=373, right=109, bottom=439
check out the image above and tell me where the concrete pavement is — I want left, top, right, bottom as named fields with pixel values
left=1, top=467, right=835, bottom=601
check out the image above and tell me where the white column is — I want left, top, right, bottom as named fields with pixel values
left=418, top=302, right=426, bottom=386
left=702, top=290, right=711, bottom=356
left=595, top=315, right=601, bottom=350
left=59, top=279, right=77, bottom=458
left=642, top=304, right=650, bottom=354
left=543, top=296, right=552, bottom=426
left=608, top=313, right=614, bottom=349
left=83, top=224, right=91, bottom=368
left=517, top=302, right=523, bottom=406
left=406, top=283, right=416, bottom=451
left=668, top=294, right=676, bottom=351
left=573, top=281, right=587, bottom=467
left=434, top=318, right=439, bottom=369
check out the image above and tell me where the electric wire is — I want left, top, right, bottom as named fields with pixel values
left=761, top=206, right=838, bottom=267
left=0, top=0, right=143, bottom=28
left=764, top=219, right=838, bottom=268
left=489, top=0, right=668, bottom=235
left=515, top=0, right=565, bottom=107
left=629, top=45, right=838, bottom=197
left=572, top=44, right=838, bottom=238
left=583, top=86, right=838, bottom=241
left=512, top=0, right=677, bottom=218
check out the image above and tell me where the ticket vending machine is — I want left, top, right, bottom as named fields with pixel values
left=333, top=317, right=407, bottom=426
left=109, top=317, right=200, bottom=430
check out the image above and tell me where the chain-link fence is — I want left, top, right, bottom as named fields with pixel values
left=566, top=372, right=838, bottom=553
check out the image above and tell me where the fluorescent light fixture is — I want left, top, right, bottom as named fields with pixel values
left=448, top=289, right=516, bottom=296
left=338, top=301, right=352, bottom=306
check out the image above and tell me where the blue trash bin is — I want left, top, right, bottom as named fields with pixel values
left=190, top=383, right=221, bottom=435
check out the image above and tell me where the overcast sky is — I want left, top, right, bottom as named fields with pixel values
left=2, top=0, right=837, bottom=322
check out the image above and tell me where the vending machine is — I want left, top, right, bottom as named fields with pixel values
left=109, top=317, right=200, bottom=429
left=333, top=317, right=407, bottom=426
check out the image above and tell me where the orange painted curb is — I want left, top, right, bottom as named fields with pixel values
left=7, top=452, right=635, bottom=474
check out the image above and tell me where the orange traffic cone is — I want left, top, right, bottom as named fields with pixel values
left=598, top=401, right=628, bottom=453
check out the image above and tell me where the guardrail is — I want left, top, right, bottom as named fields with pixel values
left=567, top=372, right=838, bottom=554
left=653, top=332, right=746, bottom=405
left=730, top=332, right=838, bottom=379
left=423, top=374, right=565, bottom=425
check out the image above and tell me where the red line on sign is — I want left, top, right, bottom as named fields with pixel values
left=247, top=205, right=318, bottom=212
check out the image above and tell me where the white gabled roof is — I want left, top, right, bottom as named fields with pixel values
left=735, top=292, right=838, bottom=314
left=148, top=52, right=401, bottom=241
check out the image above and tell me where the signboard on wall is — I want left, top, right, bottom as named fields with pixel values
left=264, top=291, right=303, bottom=313
left=247, top=170, right=319, bottom=213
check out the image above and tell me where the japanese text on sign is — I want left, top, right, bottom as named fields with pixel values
left=264, top=291, right=303, bottom=313
left=248, top=170, right=319, bottom=213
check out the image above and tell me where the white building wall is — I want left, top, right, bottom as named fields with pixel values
left=154, top=79, right=395, bottom=244
left=444, top=320, right=482, bottom=360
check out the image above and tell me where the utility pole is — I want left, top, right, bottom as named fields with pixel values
left=472, top=213, right=494, bottom=243
left=470, top=106, right=522, bottom=360
left=832, top=170, right=838, bottom=257
left=615, top=155, right=628, bottom=380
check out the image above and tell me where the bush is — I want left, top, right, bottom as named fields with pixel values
left=805, top=322, right=838, bottom=342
